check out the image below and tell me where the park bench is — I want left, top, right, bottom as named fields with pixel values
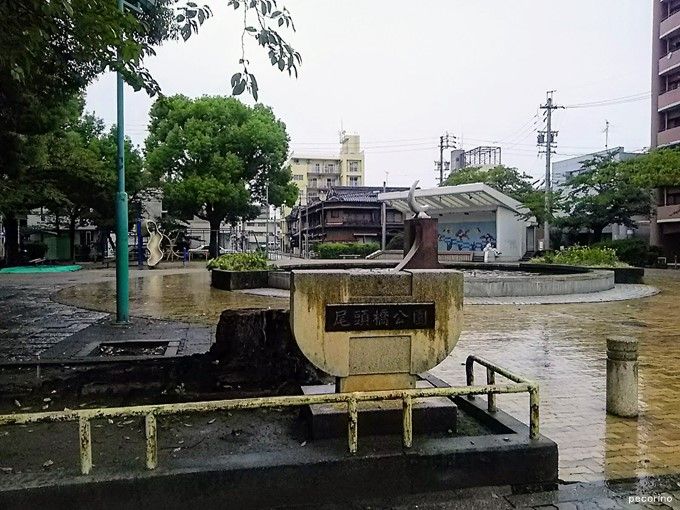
left=339, top=254, right=361, bottom=260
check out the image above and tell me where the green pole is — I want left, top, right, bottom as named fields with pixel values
left=115, top=0, right=129, bottom=323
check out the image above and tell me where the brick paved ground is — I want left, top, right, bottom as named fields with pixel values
left=433, top=269, right=680, bottom=484
left=2, top=264, right=680, bottom=497
left=0, top=265, right=214, bottom=361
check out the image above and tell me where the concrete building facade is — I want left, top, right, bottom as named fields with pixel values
left=287, top=134, right=365, bottom=204
left=651, top=0, right=680, bottom=256
left=552, top=147, right=639, bottom=188
left=380, top=183, right=538, bottom=262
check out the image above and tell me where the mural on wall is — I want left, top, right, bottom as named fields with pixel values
left=438, top=221, right=497, bottom=252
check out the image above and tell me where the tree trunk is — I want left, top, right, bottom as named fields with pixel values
left=209, top=218, right=221, bottom=259
left=3, top=213, right=19, bottom=266
left=69, top=214, right=77, bottom=262
left=592, top=226, right=605, bottom=243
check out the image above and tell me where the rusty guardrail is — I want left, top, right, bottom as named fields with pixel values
left=0, top=356, right=539, bottom=475
left=466, top=355, right=540, bottom=439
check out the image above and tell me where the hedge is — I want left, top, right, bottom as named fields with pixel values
left=314, top=242, right=380, bottom=259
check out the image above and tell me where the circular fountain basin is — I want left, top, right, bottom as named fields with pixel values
left=267, top=262, right=616, bottom=298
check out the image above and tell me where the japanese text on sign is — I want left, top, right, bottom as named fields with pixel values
left=325, top=303, right=435, bottom=332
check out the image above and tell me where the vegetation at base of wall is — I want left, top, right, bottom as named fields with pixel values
left=593, top=239, right=657, bottom=267
left=385, top=233, right=404, bottom=250
left=530, top=245, right=626, bottom=268
left=314, top=242, right=380, bottom=259
left=207, top=252, right=271, bottom=271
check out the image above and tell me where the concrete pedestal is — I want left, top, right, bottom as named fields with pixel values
left=302, top=380, right=457, bottom=439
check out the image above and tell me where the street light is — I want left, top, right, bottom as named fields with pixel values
left=115, top=0, right=157, bottom=323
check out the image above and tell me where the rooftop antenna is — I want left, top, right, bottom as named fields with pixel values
left=603, top=120, right=610, bottom=150
left=339, top=119, right=346, bottom=143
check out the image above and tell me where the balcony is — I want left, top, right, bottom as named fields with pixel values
left=657, top=204, right=680, bottom=223
left=658, top=125, right=680, bottom=146
left=661, top=10, right=680, bottom=38
left=659, top=87, right=680, bottom=111
left=659, top=51, right=680, bottom=75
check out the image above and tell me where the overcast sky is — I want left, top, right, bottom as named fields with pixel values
left=86, top=0, right=652, bottom=188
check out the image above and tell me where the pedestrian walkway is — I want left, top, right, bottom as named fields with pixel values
left=0, top=265, right=214, bottom=362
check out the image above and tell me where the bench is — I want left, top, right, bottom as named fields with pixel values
left=439, top=252, right=474, bottom=262
left=339, top=254, right=361, bottom=260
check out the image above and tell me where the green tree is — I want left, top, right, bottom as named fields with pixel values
left=619, top=148, right=680, bottom=188
left=442, top=165, right=554, bottom=225
left=1, top=0, right=300, bottom=264
left=558, top=156, right=652, bottom=242
left=145, top=95, right=298, bottom=257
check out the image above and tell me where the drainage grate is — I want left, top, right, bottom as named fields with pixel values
left=79, top=340, right=180, bottom=358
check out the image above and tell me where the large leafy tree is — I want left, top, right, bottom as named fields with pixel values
left=145, top=95, right=298, bottom=257
left=442, top=165, right=554, bottom=225
left=558, top=156, right=652, bottom=242
left=619, top=148, right=680, bottom=188
left=35, top=105, right=146, bottom=261
left=1, top=0, right=300, bottom=265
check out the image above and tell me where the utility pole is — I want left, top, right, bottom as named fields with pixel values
left=435, top=132, right=456, bottom=185
left=538, top=91, right=563, bottom=252
left=264, top=183, right=269, bottom=259
left=381, top=180, right=387, bottom=250
left=298, top=196, right=302, bottom=258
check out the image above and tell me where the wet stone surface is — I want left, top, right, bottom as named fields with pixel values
left=0, top=266, right=215, bottom=361
left=2, top=264, right=680, bottom=494
left=0, top=285, right=106, bottom=361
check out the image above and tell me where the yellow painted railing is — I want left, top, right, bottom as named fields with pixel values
left=0, top=356, right=538, bottom=475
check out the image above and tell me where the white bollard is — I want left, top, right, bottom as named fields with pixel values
left=606, top=336, right=639, bottom=418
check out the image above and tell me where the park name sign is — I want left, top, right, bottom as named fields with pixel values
left=291, top=269, right=463, bottom=393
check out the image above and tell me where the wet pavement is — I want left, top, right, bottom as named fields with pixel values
left=2, top=264, right=680, bottom=489
left=0, top=265, right=217, bottom=361
left=433, top=269, right=680, bottom=484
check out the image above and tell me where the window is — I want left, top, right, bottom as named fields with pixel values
left=326, top=178, right=332, bottom=188
left=293, top=159, right=299, bottom=164
left=314, top=163, right=320, bottom=173
left=349, top=176, right=360, bottom=187
left=325, top=163, right=335, bottom=173
left=331, top=210, right=340, bottom=218
left=349, top=161, right=360, bottom=172
left=293, top=174, right=304, bottom=181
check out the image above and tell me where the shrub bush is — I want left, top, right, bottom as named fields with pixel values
left=594, top=238, right=648, bottom=267
left=314, top=242, right=380, bottom=259
left=207, top=252, right=271, bottom=271
left=531, top=245, right=623, bottom=267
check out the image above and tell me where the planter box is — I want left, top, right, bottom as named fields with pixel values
left=592, top=266, right=644, bottom=284
left=210, top=269, right=269, bottom=291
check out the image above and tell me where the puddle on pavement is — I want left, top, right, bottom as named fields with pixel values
left=55, top=271, right=287, bottom=324
left=54, top=268, right=680, bottom=483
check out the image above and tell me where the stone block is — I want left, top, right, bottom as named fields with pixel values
left=212, top=308, right=328, bottom=385
left=302, top=380, right=458, bottom=439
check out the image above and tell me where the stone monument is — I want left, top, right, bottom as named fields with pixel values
left=290, top=181, right=463, bottom=437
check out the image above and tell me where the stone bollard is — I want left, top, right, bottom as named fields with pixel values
left=606, top=336, right=639, bottom=417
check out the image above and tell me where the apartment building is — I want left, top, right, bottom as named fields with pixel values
left=651, top=0, right=680, bottom=256
left=287, top=134, right=365, bottom=204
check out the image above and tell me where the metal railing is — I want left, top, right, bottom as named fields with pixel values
left=466, top=355, right=540, bottom=439
left=0, top=356, right=539, bottom=475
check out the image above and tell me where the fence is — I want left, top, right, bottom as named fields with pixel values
left=0, top=356, right=538, bottom=475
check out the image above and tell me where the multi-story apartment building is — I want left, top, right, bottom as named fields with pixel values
left=651, top=0, right=680, bottom=256
left=287, top=134, right=365, bottom=204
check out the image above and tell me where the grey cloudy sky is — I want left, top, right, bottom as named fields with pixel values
left=86, top=0, right=652, bottom=188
